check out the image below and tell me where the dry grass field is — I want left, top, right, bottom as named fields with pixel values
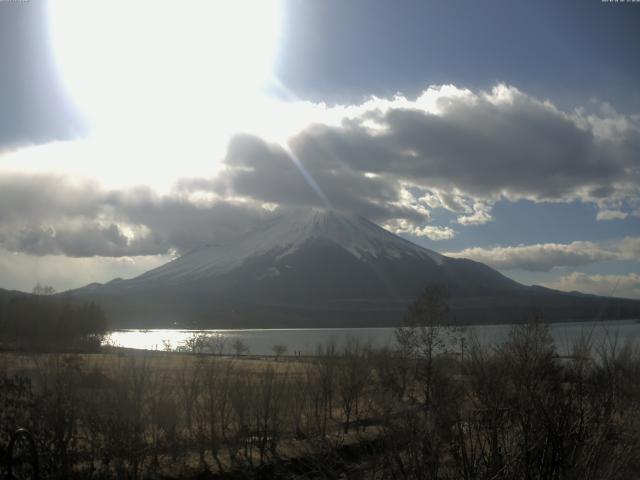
left=0, top=349, right=310, bottom=379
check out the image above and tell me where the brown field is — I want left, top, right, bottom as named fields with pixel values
left=0, top=349, right=311, bottom=378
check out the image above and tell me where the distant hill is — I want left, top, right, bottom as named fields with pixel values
left=68, top=209, right=640, bottom=328
left=0, top=288, right=28, bottom=304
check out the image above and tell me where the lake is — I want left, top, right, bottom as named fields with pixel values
left=106, top=319, right=640, bottom=356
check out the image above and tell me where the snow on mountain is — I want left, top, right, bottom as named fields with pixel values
left=131, top=208, right=444, bottom=286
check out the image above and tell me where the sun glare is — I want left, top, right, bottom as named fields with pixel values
left=47, top=0, right=282, bottom=144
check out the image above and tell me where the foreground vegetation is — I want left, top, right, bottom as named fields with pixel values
left=0, top=287, right=639, bottom=479
left=0, top=330, right=638, bottom=478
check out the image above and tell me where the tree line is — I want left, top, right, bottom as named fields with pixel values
left=0, top=284, right=108, bottom=351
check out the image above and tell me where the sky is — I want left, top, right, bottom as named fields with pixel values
left=0, top=0, right=639, bottom=298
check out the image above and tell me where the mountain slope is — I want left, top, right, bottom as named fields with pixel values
left=69, top=209, right=640, bottom=328
left=126, top=209, right=447, bottom=285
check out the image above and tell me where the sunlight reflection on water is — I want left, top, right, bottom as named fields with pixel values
left=105, top=320, right=640, bottom=356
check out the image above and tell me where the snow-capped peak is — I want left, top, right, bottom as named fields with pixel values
left=132, top=208, right=443, bottom=284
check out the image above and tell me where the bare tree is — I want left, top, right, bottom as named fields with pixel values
left=199, top=358, right=236, bottom=472
left=208, top=332, right=227, bottom=356
left=231, top=338, right=249, bottom=357
left=396, top=284, right=451, bottom=411
left=272, top=344, right=287, bottom=361
left=32, top=283, right=56, bottom=296
left=337, top=337, right=370, bottom=433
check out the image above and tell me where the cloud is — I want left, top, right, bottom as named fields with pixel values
left=596, top=209, right=628, bottom=221
left=445, top=237, right=640, bottom=272
left=219, top=84, right=640, bottom=231
left=0, top=173, right=103, bottom=224
left=456, top=205, right=494, bottom=226
left=0, top=169, right=450, bottom=257
left=416, top=226, right=456, bottom=241
left=221, top=133, right=429, bottom=224
left=542, top=272, right=640, bottom=300
left=0, top=172, right=268, bottom=257
left=1, top=83, right=639, bottom=259
left=384, top=219, right=456, bottom=240
left=0, top=222, right=166, bottom=258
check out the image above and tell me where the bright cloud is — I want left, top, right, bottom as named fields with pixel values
left=446, top=237, right=640, bottom=272
left=596, top=209, right=628, bottom=221
left=542, top=272, right=640, bottom=300
left=384, top=219, right=456, bottom=240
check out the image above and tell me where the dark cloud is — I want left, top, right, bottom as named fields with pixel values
left=1, top=223, right=146, bottom=258
left=0, top=173, right=266, bottom=257
left=301, top=88, right=637, bottom=202
left=107, top=189, right=268, bottom=253
left=0, top=173, right=102, bottom=224
left=223, top=133, right=428, bottom=223
left=220, top=85, right=639, bottom=226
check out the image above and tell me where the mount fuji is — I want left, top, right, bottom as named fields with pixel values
left=69, top=209, right=640, bottom=328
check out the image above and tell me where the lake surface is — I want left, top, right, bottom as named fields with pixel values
left=107, top=319, right=640, bottom=356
